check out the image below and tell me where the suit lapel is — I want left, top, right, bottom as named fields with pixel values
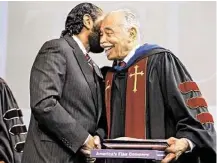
left=63, top=35, right=97, bottom=108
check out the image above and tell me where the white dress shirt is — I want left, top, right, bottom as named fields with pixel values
left=72, top=35, right=87, bottom=55
left=123, top=44, right=140, bottom=64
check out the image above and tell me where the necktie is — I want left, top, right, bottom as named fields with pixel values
left=85, top=53, right=103, bottom=78
left=85, top=53, right=95, bottom=69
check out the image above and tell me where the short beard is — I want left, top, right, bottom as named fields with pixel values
left=88, top=29, right=104, bottom=53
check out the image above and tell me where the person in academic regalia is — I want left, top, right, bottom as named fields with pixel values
left=99, top=9, right=216, bottom=163
left=0, top=78, right=27, bottom=163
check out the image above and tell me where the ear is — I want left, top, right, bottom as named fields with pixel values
left=128, top=27, right=137, bottom=41
left=83, top=14, right=93, bottom=30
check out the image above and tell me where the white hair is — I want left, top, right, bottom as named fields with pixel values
left=110, top=9, right=141, bottom=42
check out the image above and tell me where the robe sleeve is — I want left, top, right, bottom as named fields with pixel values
left=158, top=53, right=216, bottom=162
left=0, top=78, right=27, bottom=163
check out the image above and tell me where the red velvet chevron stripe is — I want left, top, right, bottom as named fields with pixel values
left=186, top=97, right=208, bottom=109
left=196, top=112, right=214, bottom=124
left=178, top=81, right=200, bottom=93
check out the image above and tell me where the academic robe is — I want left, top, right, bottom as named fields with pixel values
left=0, top=78, right=27, bottom=163
left=102, top=44, right=216, bottom=163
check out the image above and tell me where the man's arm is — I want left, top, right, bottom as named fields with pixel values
left=94, top=109, right=107, bottom=150
left=30, top=40, right=90, bottom=153
left=95, top=79, right=108, bottom=140
left=95, top=114, right=107, bottom=140
left=158, top=52, right=216, bottom=163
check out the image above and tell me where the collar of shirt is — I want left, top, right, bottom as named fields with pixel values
left=123, top=44, right=141, bottom=64
left=72, top=35, right=87, bottom=55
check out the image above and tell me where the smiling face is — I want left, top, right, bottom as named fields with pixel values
left=100, top=12, right=134, bottom=60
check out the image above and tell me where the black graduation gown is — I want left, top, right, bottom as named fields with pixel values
left=0, top=78, right=27, bottom=163
left=102, top=46, right=216, bottom=163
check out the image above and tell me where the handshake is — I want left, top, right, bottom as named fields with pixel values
left=80, top=135, right=101, bottom=162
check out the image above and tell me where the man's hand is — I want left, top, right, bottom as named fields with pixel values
left=80, top=135, right=102, bottom=163
left=80, top=135, right=102, bottom=157
left=161, top=137, right=189, bottom=163
left=80, top=135, right=95, bottom=157
left=0, top=161, right=5, bottom=163
left=93, top=135, right=101, bottom=149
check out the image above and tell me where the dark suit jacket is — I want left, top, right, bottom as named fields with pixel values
left=21, top=35, right=107, bottom=163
